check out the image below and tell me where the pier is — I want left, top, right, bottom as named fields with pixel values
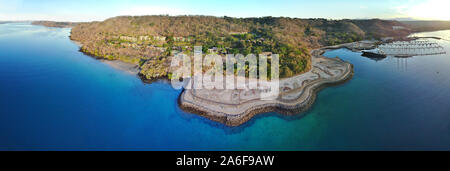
left=378, top=40, right=446, bottom=57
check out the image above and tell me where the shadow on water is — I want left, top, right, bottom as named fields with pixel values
left=177, top=108, right=311, bottom=135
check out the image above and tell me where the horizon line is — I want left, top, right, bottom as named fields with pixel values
left=2, top=15, right=450, bottom=23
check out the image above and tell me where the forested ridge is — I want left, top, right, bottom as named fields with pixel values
left=67, top=16, right=411, bottom=79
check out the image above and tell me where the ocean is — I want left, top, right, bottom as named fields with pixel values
left=0, top=23, right=449, bottom=150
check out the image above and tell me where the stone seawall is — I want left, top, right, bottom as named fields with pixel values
left=179, top=45, right=354, bottom=126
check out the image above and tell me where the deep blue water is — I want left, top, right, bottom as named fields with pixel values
left=0, top=23, right=449, bottom=150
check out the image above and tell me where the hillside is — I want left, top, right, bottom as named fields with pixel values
left=69, top=16, right=411, bottom=80
left=352, top=19, right=412, bottom=37
left=400, top=20, right=450, bottom=32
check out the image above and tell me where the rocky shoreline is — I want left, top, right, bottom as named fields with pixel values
left=70, top=40, right=141, bottom=75
left=179, top=45, right=354, bottom=126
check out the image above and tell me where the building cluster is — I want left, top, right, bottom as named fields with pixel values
left=111, top=34, right=274, bottom=57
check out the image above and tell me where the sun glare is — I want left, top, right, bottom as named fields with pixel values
left=406, top=0, right=450, bottom=20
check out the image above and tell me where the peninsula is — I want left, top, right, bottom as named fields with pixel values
left=32, top=16, right=449, bottom=126
left=67, top=16, right=412, bottom=80
left=31, top=21, right=79, bottom=28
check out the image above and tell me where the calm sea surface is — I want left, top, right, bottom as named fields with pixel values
left=0, top=23, right=449, bottom=150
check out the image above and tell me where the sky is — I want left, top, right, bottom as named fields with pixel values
left=1, top=0, right=450, bottom=22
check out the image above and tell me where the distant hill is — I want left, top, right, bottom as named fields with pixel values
left=31, top=21, right=79, bottom=28
left=0, top=21, right=32, bottom=24
left=352, top=19, right=412, bottom=38
left=400, top=20, right=450, bottom=32
left=304, top=19, right=410, bottom=45
left=69, top=16, right=413, bottom=80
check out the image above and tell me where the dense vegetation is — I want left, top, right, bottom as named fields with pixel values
left=69, top=16, right=412, bottom=80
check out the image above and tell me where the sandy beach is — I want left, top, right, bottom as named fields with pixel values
left=71, top=40, right=140, bottom=75
left=100, top=59, right=140, bottom=75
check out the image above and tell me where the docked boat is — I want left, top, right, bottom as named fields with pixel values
left=395, top=55, right=413, bottom=58
left=361, top=51, right=387, bottom=59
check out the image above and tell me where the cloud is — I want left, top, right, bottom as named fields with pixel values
left=117, top=5, right=189, bottom=16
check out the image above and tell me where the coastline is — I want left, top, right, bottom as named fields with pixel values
left=179, top=33, right=448, bottom=126
left=71, top=30, right=447, bottom=126
left=71, top=40, right=140, bottom=75
left=99, top=59, right=140, bottom=75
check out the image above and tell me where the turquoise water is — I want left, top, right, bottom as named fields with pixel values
left=0, top=23, right=449, bottom=150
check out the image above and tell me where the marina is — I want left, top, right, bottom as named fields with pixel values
left=378, top=40, right=446, bottom=57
